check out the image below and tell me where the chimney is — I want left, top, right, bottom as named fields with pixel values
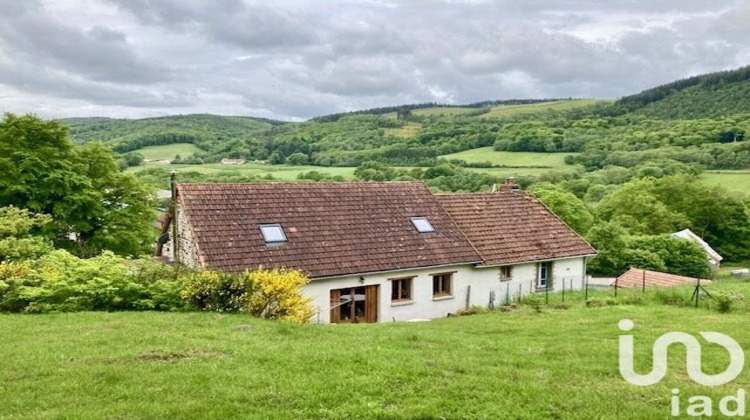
left=499, top=177, right=520, bottom=192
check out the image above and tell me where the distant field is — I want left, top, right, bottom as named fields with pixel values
left=701, top=170, right=750, bottom=195
left=442, top=147, right=578, bottom=169
left=130, top=162, right=357, bottom=180
left=481, top=99, right=601, bottom=119
left=136, top=143, right=202, bottom=161
left=384, top=122, right=422, bottom=138
left=411, top=107, right=478, bottom=117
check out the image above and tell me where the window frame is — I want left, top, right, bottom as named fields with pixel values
left=390, top=276, right=414, bottom=303
left=431, top=272, right=454, bottom=298
left=499, top=266, right=513, bottom=282
left=259, top=223, right=288, bottom=244
left=538, top=262, right=550, bottom=288
left=410, top=216, right=436, bottom=233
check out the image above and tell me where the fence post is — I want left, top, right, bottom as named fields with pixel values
left=518, top=283, right=522, bottom=302
left=642, top=269, right=646, bottom=293
left=545, top=278, right=549, bottom=304
left=695, top=278, right=700, bottom=308
left=505, top=283, right=510, bottom=305
left=584, top=275, right=589, bottom=301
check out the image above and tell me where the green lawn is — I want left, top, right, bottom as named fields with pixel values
left=701, top=170, right=750, bottom=195
left=481, top=99, right=602, bottom=119
left=2, top=281, right=749, bottom=419
left=129, top=162, right=358, bottom=181
left=441, top=147, right=578, bottom=169
left=135, top=143, right=203, bottom=161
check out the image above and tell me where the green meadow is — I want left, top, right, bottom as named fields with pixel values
left=481, top=99, right=603, bottom=119
left=2, top=280, right=749, bottom=419
left=135, top=143, right=203, bottom=161
left=441, top=147, right=577, bottom=168
left=701, top=170, right=750, bottom=195
left=129, top=162, right=358, bottom=181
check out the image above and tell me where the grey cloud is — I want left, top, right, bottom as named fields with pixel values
left=0, top=2, right=171, bottom=85
left=1, top=0, right=750, bottom=119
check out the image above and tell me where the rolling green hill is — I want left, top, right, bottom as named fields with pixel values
left=617, top=65, right=750, bottom=118
left=66, top=114, right=283, bottom=159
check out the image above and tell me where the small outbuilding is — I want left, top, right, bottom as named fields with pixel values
left=613, top=267, right=710, bottom=289
left=220, top=158, right=246, bottom=165
left=670, top=228, right=723, bottom=269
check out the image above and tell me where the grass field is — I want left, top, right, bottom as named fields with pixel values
left=383, top=121, right=422, bottom=138
left=481, top=99, right=602, bottom=119
left=441, top=147, right=578, bottom=168
left=135, top=143, right=203, bottom=161
left=411, top=107, right=478, bottom=117
left=701, top=170, right=750, bottom=195
left=2, top=280, right=749, bottom=419
left=129, top=162, right=358, bottom=180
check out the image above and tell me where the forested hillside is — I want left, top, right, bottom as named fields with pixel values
left=66, top=114, right=282, bottom=163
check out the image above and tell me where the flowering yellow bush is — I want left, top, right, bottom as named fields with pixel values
left=246, top=268, right=314, bottom=323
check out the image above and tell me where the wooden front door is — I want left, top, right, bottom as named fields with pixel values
left=330, top=285, right=379, bottom=324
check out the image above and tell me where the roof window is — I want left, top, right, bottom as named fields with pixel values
left=259, top=224, right=287, bottom=244
left=410, top=217, right=435, bottom=233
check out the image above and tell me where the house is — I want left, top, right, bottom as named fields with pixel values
left=157, top=180, right=596, bottom=323
left=613, top=267, right=710, bottom=289
left=220, top=158, right=246, bottom=165
left=670, top=228, right=723, bottom=269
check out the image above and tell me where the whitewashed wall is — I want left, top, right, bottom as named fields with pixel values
left=305, top=256, right=588, bottom=324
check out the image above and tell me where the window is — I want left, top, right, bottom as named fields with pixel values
left=391, top=277, right=412, bottom=302
left=410, top=216, right=435, bottom=233
left=499, top=266, right=512, bottom=281
left=432, top=273, right=453, bottom=297
left=259, top=224, right=287, bottom=244
left=538, top=262, right=550, bottom=287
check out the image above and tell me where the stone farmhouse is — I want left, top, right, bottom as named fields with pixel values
left=157, top=180, right=596, bottom=323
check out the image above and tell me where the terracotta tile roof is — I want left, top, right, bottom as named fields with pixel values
left=614, top=267, right=710, bottom=289
left=176, top=182, right=482, bottom=278
left=436, top=191, right=596, bottom=266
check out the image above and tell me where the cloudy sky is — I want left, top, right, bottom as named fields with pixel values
left=1, top=0, right=748, bottom=121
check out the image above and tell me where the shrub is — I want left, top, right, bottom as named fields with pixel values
left=712, top=291, right=743, bottom=313
left=520, top=294, right=545, bottom=312
left=0, top=250, right=189, bottom=313
left=181, top=269, right=254, bottom=312
left=246, top=268, right=313, bottom=323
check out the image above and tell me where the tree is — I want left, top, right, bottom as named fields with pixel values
left=528, top=183, right=594, bottom=234
left=0, top=206, right=53, bottom=261
left=0, top=114, right=155, bottom=256
left=285, top=152, right=309, bottom=165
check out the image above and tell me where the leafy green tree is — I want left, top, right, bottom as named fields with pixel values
left=0, top=206, right=53, bottom=261
left=596, top=178, right=690, bottom=234
left=528, top=183, right=594, bottom=234
left=285, top=152, right=309, bottom=165
left=0, top=114, right=155, bottom=256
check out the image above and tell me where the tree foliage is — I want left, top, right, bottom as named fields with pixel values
left=0, top=114, right=155, bottom=256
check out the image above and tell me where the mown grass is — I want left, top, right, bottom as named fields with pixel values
left=481, top=99, right=602, bottom=119
left=135, top=143, right=203, bottom=161
left=128, top=163, right=358, bottom=180
left=441, top=147, right=578, bottom=168
left=701, top=170, right=750, bottom=195
left=1, top=279, right=749, bottom=419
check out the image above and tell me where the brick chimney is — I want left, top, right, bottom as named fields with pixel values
left=499, top=177, right=520, bottom=192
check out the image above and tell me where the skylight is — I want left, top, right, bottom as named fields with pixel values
left=410, top=217, right=435, bottom=233
left=259, top=224, right=287, bottom=244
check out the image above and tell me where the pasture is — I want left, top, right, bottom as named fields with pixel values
left=1, top=280, right=749, bottom=419
left=441, top=147, right=578, bottom=168
left=129, top=162, right=358, bottom=180
left=481, top=99, right=601, bottom=119
left=701, top=170, right=750, bottom=195
left=136, top=143, right=203, bottom=161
